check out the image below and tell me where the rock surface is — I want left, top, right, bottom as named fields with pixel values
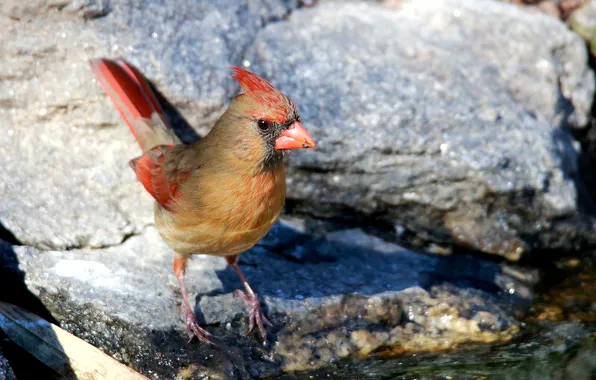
left=0, top=0, right=594, bottom=259
left=0, top=220, right=528, bottom=377
left=284, top=321, right=596, bottom=379
left=247, top=0, right=596, bottom=259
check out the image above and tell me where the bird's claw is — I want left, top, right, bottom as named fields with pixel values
left=184, top=309, right=215, bottom=345
left=233, top=289, right=272, bottom=341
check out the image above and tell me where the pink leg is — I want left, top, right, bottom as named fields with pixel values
left=226, top=255, right=272, bottom=341
left=174, top=256, right=214, bottom=344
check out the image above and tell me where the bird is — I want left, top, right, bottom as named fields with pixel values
left=89, top=58, right=315, bottom=344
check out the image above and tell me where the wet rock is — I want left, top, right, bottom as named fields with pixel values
left=0, top=220, right=530, bottom=377
left=277, top=286, right=520, bottom=372
left=528, top=251, right=596, bottom=322
left=281, top=322, right=596, bottom=379
left=245, top=0, right=596, bottom=258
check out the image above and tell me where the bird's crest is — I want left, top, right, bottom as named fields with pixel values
left=231, top=66, right=278, bottom=96
left=231, top=66, right=296, bottom=123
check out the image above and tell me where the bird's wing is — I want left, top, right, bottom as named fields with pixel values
left=129, top=145, right=191, bottom=211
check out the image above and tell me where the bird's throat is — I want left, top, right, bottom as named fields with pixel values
left=261, top=146, right=285, bottom=172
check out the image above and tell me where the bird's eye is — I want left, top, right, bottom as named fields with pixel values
left=257, top=119, right=270, bottom=131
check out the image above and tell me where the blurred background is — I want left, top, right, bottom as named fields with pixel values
left=1, top=0, right=596, bottom=378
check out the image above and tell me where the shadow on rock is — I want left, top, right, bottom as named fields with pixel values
left=211, top=222, right=508, bottom=300
left=570, top=48, right=596, bottom=216
left=0, top=222, right=76, bottom=379
left=194, top=221, right=533, bottom=373
left=1, top=216, right=538, bottom=378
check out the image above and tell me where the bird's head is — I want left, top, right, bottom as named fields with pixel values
left=214, top=66, right=315, bottom=171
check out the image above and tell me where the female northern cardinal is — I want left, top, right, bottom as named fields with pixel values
left=89, top=58, right=315, bottom=344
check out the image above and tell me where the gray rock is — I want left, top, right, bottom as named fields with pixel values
left=0, top=220, right=529, bottom=377
left=245, top=0, right=595, bottom=259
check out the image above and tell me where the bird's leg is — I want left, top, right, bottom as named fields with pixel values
left=226, top=255, right=272, bottom=341
left=174, top=256, right=214, bottom=344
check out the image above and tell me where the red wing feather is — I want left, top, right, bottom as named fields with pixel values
left=129, top=145, right=188, bottom=211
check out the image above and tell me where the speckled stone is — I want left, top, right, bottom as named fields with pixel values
left=246, top=0, right=596, bottom=258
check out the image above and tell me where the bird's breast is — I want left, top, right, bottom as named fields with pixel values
left=155, top=165, right=286, bottom=256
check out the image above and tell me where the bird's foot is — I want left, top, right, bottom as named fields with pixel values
left=234, top=289, right=272, bottom=341
left=184, top=309, right=215, bottom=345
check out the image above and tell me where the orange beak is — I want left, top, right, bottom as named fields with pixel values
left=274, top=121, right=316, bottom=150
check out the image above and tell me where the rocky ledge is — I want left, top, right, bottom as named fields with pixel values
left=1, top=0, right=596, bottom=378
left=0, top=219, right=530, bottom=378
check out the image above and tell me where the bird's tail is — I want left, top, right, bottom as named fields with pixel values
left=90, top=58, right=180, bottom=152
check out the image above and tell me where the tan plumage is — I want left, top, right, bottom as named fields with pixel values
left=156, top=154, right=286, bottom=257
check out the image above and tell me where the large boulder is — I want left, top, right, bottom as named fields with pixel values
left=246, top=0, right=596, bottom=259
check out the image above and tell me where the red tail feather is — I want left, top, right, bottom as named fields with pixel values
left=91, top=58, right=184, bottom=209
left=90, top=58, right=167, bottom=148
left=114, top=58, right=164, bottom=115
